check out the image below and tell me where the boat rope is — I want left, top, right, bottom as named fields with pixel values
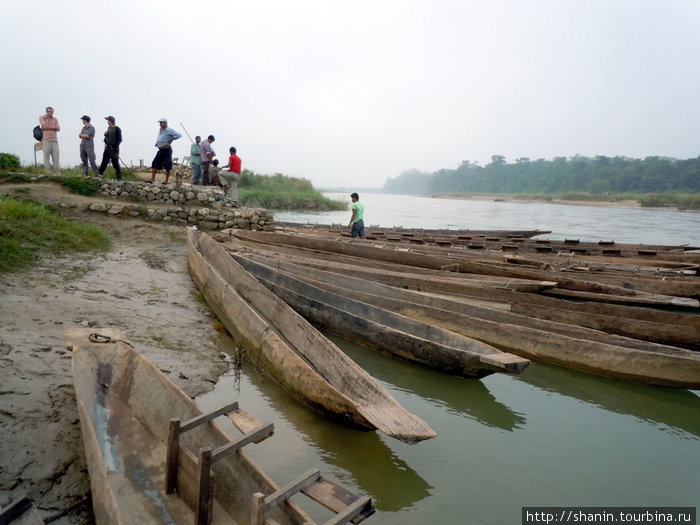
left=89, top=333, right=134, bottom=348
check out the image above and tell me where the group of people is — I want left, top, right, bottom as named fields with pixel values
left=37, top=108, right=241, bottom=205
left=39, top=107, right=124, bottom=179
left=186, top=134, right=242, bottom=206
left=39, top=107, right=363, bottom=227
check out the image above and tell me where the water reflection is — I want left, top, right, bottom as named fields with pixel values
left=200, top=350, right=432, bottom=512
left=326, top=333, right=527, bottom=432
left=514, top=362, right=700, bottom=438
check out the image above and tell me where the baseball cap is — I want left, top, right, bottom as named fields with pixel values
left=105, top=116, right=115, bottom=122
left=81, top=115, right=91, bottom=122
left=158, top=118, right=168, bottom=123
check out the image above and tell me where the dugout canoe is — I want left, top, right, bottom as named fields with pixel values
left=220, top=236, right=700, bottom=348
left=228, top=252, right=700, bottom=388
left=187, top=228, right=435, bottom=443
left=67, top=327, right=314, bottom=525
left=233, top=230, right=699, bottom=308
left=229, top=252, right=529, bottom=378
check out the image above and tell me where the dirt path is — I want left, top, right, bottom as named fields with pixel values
left=0, top=182, right=236, bottom=523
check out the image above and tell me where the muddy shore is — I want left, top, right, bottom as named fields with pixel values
left=0, top=182, right=236, bottom=523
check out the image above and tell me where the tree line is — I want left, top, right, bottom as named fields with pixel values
left=383, top=155, right=700, bottom=195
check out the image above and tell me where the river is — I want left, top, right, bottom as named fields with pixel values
left=198, top=194, right=699, bottom=524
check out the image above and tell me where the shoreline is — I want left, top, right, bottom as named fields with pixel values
left=430, top=193, right=642, bottom=208
left=0, top=187, right=235, bottom=523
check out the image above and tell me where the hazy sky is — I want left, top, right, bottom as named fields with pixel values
left=2, top=1, right=699, bottom=188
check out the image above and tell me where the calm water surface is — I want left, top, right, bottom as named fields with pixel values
left=275, top=193, right=700, bottom=246
left=198, top=195, right=700, bottom=524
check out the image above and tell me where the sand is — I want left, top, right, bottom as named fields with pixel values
left=0, top=181, right=236, bottom=523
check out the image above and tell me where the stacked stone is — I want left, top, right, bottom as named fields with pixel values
left=98, top=180, right=227, bottom=206
left=80, top=200, right=274, bottom=230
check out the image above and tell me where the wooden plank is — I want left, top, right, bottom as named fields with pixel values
left=181, top=401, right=239, bottom=433
left=264, top=469, right=321, bottom=513
left=176, top=446, right=206, bottom=514
left=165, top=418, right=181, bottom=494
left=210, top=422, right=275, bottom=463
left=323, top=496, right=372, bottom=525
left=302, top=478, right=360, bottom=513
left=227, top=408, right=266, bottom=436
left=196, top=448, right=214, bottom=525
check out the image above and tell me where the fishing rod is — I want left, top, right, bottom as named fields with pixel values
left=179, top=121, right=194, bottom=144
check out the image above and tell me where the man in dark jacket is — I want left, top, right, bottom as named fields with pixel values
left=98, top=115, right=123, bottom=180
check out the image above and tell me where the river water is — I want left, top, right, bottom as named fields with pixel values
left=198, top=194, right=700, bottom=524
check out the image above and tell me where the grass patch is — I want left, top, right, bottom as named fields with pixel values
left=640, top=193, right=700, bottom=210
left=0, top=194, right=111, bottom=273
left=238, top=170, right=345, bottom=210
left=0, top=172, right=32, bottom=184
left=52, top=176, right=102, bottom=196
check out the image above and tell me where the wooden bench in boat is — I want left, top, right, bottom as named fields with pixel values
left=166, top=401, right=374, bottom=525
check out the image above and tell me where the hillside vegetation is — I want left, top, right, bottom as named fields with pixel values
left=385, top=155, right=700, bottom=209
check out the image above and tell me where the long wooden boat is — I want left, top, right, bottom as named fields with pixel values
left=221, top=235, right=700, bottom=349
left=187, top=228, right=435, bottom=443
left=233, top=230, right=700, bottom=307
left=227, top=252, right=700, bottom=389
left=229, top=252, right=529, bottom=378
left=68, top=327, right=377, bottom=525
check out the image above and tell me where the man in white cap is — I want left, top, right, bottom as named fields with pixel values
left=149, top=118, right=182, bottom=183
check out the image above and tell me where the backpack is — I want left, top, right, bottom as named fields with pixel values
left=33, top=125, right=43, bottom=141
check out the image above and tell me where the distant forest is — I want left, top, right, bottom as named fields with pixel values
left=383, top=155, right=700, bottom=195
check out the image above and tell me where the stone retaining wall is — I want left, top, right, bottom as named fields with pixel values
left=75, top=179, right=273, bottom=230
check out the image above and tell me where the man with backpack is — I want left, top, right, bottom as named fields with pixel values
left=39, top=107, right=60, bottom=174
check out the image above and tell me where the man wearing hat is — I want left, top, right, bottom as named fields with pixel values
left=149, top=118, right=182, bottom=183
left=78, top=115, right=98, bottom=176
left=98, top=116, right=123, bottom=180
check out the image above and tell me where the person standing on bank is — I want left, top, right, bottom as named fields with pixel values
left=78, top=115, right=99, bottom=176
left=348, top=192, right=365, bottom=238
left=150, top=118, right=182, bottom=183
left=220, top=146, right=241, bottom=207
left=190, top=135, right=202, bottom=185
left=39, top=106, right=60, bottom=174
left=199, top=135, right=216, bottom=186
left=98, top=116, right=123, bottom=180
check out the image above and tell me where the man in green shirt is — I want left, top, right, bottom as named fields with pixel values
left=348, top=192, right=365, bottom=238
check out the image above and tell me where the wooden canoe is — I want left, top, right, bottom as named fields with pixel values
left=68, top=328, right=379, bottom=525
left=187, top=228, right=435, bottom=443
left=67, top=327, right=315, bottom=525
left=233, top=230, right=700, bottom=308
left=230, top=252, right=529, bottom=378
left=229, top=252, right=700, bottom=389
left=220, top=235, right=700, bottom=348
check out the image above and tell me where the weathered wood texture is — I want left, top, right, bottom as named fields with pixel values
left=187, top=228, right=436, bottom=443
left=67, top=327, right=309, bottom=525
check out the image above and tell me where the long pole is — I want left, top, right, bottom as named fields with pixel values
left=179, top=121, right=194, bottom=144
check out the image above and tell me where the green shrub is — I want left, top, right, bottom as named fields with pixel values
left=0, top=172, right=31, bottom=184
left=0, top=153, right=21, bottom=170
left=52, top=176, right=101, bottom=196
left=237, top=169, right=345, bottom=210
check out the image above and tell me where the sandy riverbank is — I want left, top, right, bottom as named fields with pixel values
left=0, top=182, right=237, bottom=523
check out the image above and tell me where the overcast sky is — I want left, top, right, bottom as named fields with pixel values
left=2, top=1, right=699, bottom=188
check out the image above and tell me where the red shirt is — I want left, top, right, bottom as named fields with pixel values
left=227, top=154, right=241, bottom=174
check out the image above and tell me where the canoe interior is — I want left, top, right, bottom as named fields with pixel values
left=68, top=327, right=308, bottom=525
